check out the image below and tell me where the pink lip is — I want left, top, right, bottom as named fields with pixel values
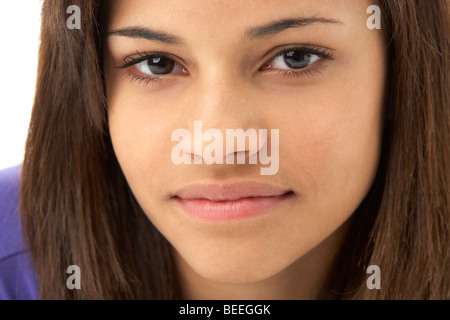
left=172, top=182, right=294, bottom=222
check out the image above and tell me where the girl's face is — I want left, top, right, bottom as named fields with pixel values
left=105, top=0, right=386, bottom=288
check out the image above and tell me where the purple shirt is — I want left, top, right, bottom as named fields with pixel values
left=0, top=165, right=39, bottom=299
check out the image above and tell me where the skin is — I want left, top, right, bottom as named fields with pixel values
left=104, top=0, right=386, bottom=299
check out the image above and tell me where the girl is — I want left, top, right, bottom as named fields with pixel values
left=1, top=0, right=448, bottom=299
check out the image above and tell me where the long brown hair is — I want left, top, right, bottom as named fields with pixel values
left=20, top=0, right=450, bottom=299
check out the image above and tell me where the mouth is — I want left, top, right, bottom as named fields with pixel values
left=171, top=182, right=295, bottom=222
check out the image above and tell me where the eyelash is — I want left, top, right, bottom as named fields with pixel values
left=266, top=46, right=334, bottom=78
left=116, top=45, right=335, bottom=85
left=122, top=69, right=163, bottom=86
left=117, top=51, right=173, bottom=85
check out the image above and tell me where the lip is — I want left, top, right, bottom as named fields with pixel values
left=171, top=182, right=294, bottom=222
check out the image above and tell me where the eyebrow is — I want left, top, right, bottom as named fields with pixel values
left=107, top=17, right=342, bottom=45
left=107, top=27, right=184, bottom=45
left=243, top=17, right=342, bottom=40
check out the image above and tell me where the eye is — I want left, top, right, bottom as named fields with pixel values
left=261, top=45, right=335, bottom=75
left=260, top=46, right=335, bottom=79
left=269, top=49, right=322, bottom=70
left=133, top=55, right=185, bottom=76
left=117, top=52, right=189, bottom=86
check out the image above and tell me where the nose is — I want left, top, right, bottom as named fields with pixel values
left=180, top=67, right=269, bottom=162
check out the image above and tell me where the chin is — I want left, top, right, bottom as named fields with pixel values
left=182, top=247, right=296, bottom=285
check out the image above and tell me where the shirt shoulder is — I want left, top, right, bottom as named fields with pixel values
left=0, top=165, right=24, bottom=260
left=0, top=165, right=39, bottom=299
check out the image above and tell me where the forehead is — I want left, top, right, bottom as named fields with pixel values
left=105, top=0, right=371, bottom=34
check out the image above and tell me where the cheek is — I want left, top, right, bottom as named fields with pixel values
left=280, top=86, right=383, bottom=219
left=105, top=56, right=169, bottom=173
left=107, top=92, right=175, bottom=199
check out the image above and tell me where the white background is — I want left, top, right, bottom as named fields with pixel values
left=0, top=2, right=42, bottom=170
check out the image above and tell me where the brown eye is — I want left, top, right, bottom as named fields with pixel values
left=135, top=55, right=180, bottom=75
